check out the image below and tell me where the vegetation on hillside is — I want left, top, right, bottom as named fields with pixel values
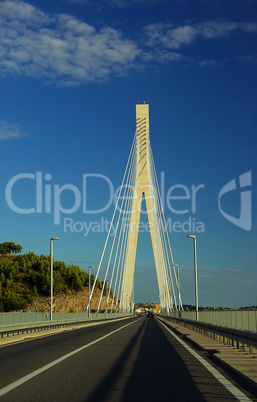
left=0, top=242, right=104, bottom=312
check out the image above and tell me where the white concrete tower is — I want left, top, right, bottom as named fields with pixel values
left=121, top=104, right=172, bottom=312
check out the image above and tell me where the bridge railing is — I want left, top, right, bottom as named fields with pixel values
left=159, top=314, right=257, bottom=354
left=0, top=311, right=132, bottom=327
left=167, top=310, right=257, bottom=333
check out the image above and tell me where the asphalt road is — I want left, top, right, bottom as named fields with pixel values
left=0, top=316, right=255, bottom=401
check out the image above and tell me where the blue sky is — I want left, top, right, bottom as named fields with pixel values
left=0, top=0, right=256, bottom=308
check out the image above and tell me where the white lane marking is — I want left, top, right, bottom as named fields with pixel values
left=0, top=318, right=140, bottom=397
left=156, top=318, right=253, bottom=402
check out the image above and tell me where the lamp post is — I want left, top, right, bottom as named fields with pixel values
left=187, top=235, right=198, bottom=321
left=50, top=237, right=60, bottom=321
left=88, top=266, right=94, bottom=318
left=174, top=264, right=181, bottom=312
left=162, top=286, right=166, bottom=313
left=115, top=287, right=118, bottom=314
left=121, top=290, right=124, bottom=313
left=105, top=279, right=109, bottom=313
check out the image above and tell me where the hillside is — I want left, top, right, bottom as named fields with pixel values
left=24, top=287, right=115, bottom=313
left=0, top=247, right=113, bottom=312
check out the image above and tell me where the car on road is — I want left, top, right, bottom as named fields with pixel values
left=146, top=311, right=153, bottom=317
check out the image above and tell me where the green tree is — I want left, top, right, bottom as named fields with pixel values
left=72, top=275, right=83, bottom=291
left=0, top=247, right=104, bottom=312
left=0, top=242, right=22, bottom=255
left=0, top=273, right=5, bottom=284
left=32, top=285, right=38, bottom=296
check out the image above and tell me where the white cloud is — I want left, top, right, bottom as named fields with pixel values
left=199, top=59, right=220, bottom=68
left=143, top=21, right=257, bottom=49
left=143, top=23, right=197, bottom=49
left=0, top=120, right=28, bottom=140
left=0, top=0, right=53, bottom=25
left=1, top=1, right=257, bottom=83
left=141, top=20, right=257, bottom=67
left=0, top=0, right=141, bottom=85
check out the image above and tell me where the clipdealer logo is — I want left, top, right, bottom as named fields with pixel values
left=4, top=170, right=252, bottom=233
left=218, top=171, right=252, bottom=231
left=5, top=172, right=115, bottom=225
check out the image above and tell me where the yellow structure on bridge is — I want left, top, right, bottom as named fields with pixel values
left=89, top=104, right=181, bottom=315
left=121, top=104, right=174, bottom=312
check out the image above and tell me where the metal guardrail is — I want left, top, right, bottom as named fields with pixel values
left=172, top=310, right=257, bottom=333
left=0, top=320, right=86, bottom=339
left=0, top=311, right=132, bottom=326
left=160, top=315, right=257, bottom=354
left=0, top=313, right=134, bottom=339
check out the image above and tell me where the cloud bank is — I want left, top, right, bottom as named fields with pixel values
left=143, top=21, right=257, bottom=49
left=0, top=0, right=141, bottom=85
left=0, top=0, right=257, bottom=85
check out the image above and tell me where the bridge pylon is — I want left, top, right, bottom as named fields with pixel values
left=89, top=103, right=180, bottom=316
left=121, top=104, right=175, bottom=313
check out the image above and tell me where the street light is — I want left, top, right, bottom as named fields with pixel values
left=162, top=286, right=166, bottom=313
left=187, top=235, right=198, bottom=321
left=121, top=290, right=124, bottom=313
left=115, top=287, right=118, bottom=314
left=50, top=237, right=60, bottom=321
left=105, top=279, right=110, bottom=313
left=88, top=266, right=94, bottom=318
left=174, top=264, right=181, bottom=313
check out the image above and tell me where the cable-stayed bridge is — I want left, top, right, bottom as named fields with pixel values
left=88, top=104, right=182, bottom=314
left=1, top=105, right=256, bottom=401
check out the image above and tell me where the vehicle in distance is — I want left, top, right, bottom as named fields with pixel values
left=146, top=311, right=153, bottom=317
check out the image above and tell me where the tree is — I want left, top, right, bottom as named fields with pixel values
left=0, top=248, right=104, bottom=312
left=0, top=273, right=5, bottom=284
left=72, top=275, right=83, bottom=291
left=0, top=242, right=22, bottom=255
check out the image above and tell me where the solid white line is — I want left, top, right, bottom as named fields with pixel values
left=0, top=318, right=139, bottom=397
left=156, top=318, right=253, bottom=402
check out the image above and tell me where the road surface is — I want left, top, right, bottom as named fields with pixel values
left=0, top=316, right=256, bottom=401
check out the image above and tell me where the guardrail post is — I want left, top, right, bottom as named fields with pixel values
left=249, top=345, right=254, bottom=354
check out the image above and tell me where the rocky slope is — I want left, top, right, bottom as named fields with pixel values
left=24, top=286, right=117, bottom=313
